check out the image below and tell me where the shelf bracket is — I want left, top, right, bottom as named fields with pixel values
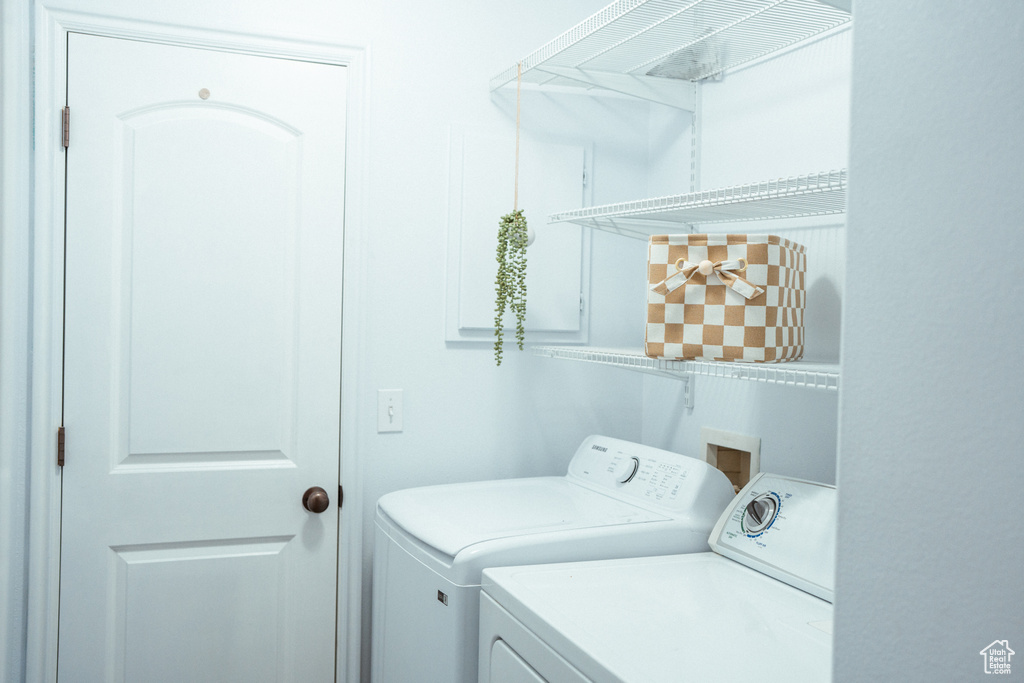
left=550, top=216, right=678, bottom=240
left=531, top=66, right=697, bottom=111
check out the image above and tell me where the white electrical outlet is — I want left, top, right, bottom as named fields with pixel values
left=377, top=390, right=403, bottom=433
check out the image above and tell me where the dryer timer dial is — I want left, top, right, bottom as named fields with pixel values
left=743, top=493, right=779, bottom=535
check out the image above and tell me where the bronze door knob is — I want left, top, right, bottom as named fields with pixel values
left=302, top=486, right=330, bottom=513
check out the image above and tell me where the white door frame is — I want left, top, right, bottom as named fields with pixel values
left=27, top=8, right=370, bottom=682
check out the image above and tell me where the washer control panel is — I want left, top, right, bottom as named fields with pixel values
left=710, top=472, right=837, bottom=602
left=567, top=435, right=733, bottom=514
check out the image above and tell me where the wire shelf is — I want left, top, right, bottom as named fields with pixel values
left=549, top=169, right=846, bottom=239
left=533, top=345, right=840, bottom=390
left=490, top=0, right=851, bottom=96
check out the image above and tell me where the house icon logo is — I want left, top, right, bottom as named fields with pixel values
left=980, top=640, right=1014, bottom=674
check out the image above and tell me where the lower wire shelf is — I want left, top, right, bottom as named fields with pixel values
left=532, top=346, right=840, bottom=391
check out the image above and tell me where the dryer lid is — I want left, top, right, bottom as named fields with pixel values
left=481, top=554, right=832, bottom=683
left=377, top=477, right=668, bottom=559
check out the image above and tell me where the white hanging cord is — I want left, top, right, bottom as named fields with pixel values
left=514, top=62, right=521, bottom=211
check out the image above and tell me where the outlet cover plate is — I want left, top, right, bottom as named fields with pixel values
left=377, top=390, right=403, bottom=433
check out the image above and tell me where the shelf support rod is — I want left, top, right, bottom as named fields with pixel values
left=532, top=66, right=697, bottom=111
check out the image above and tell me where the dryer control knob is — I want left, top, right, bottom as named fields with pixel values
left=743, top=494, right=778, bottom=535
left=613, top=457, right=640, bottom=484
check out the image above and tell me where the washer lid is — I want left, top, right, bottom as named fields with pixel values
left=482, top=554, right=832, bottom=683
left=377, top=477, right=667, bottom=559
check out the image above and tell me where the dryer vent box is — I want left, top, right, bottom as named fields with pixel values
left=700, top=428, right=761, bottom=494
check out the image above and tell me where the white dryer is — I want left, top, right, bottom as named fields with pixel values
left=479, top=472, right=836, bottom=683
left=370, top=435, right=736, bottom=683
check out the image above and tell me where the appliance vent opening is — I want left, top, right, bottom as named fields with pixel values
left=700, top=428, right=761, bottom=494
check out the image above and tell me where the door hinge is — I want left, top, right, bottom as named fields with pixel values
left=57, top=426, right=66, bottom=467
left=62, top=106, right=70, bottom=149
left=338, top=484, right=344, bottom=509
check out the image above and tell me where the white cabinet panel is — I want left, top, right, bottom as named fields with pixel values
left=445, top=126, right=590, bottom=343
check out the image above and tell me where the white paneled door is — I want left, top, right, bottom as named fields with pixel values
left=58, top=33, right=346, bottom=682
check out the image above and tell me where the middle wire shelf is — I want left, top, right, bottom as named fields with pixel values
left=549, top=169, right=847, bottom=239
left=533, top=345, right=840, bottom=391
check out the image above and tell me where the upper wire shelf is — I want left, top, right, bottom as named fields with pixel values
left=533, top=345, right=840, bottom=391
left=549, top=169, right=846, bottom=239
left=490, top=0, right=851, bottom=107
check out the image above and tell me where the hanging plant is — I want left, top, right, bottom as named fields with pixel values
left=493, top=209, right=528, bottom=366
left=494, top=62, right=528, bottom=367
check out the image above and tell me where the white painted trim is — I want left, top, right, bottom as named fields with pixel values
left=27, top=7, right=370, bottom=682
left=25, top=9, right=68, bottom=681
left=337, top=42, right=371, bottom=683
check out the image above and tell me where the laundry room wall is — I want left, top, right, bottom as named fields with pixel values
left=640, top=28, right=852, bottom=485
left=834, top=1, right=1024, bottom=679
left=0, top=0, right=33, bottom=680
left=5, top=0, right=659, bottom=680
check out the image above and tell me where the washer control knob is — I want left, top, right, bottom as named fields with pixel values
left=743, top=494, right=778, bottom=534
left=613, top=457, right=640, bottom=484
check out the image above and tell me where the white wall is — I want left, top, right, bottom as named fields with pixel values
left=0, top=0, right=33, bottom=680
left=3, top=0, right=656, bottom=680
left=834, top=1, right=1024, bottom=679
left=641, top=28, right=851, bottom=485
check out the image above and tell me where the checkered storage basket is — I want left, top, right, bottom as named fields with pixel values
left=645, top=234, right=806, bottom=363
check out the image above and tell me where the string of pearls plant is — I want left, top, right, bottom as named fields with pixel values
left=493, top=209, right=528, bottom=366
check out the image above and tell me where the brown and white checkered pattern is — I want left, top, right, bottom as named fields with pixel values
left=645, top=234, right=806, bottom=363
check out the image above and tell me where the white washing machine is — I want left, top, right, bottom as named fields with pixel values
left=479, top=472, right=836, bottom=683
left=370, top=435, right=736, bottom=683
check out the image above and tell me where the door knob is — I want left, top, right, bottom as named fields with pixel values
left=302, top=486, right=330, bottom=513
